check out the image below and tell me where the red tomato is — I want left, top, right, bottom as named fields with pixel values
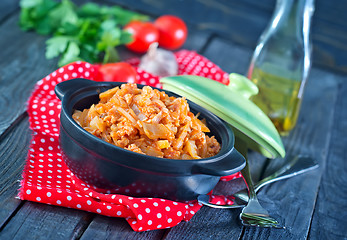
left=154, top=15, right=188, bottom=50
left=99, top=63, right=137, bottom=83
left=123, top=21, right=159, bottom=53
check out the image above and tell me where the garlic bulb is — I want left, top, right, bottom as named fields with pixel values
left=139, top=42, right=178, bottom=77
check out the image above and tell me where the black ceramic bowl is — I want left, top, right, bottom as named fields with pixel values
left=55, top=78, right=245, bottom=201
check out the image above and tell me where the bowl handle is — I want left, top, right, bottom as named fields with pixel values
left=55, top=78, right=96, bottom=100
left=192, top=148, right=246, bottom=176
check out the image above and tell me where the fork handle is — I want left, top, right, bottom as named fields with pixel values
left=241, top=159, right=257, bottom=201
left=235, top=139, right=257, bottom=201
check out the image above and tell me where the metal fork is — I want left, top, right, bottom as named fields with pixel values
left=198, top=155, right=317, bottom=208
left=239, top=157, right=281, bottom=228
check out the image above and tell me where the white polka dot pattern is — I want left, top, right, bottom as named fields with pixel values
left=18, top=55, right=242, bottom=232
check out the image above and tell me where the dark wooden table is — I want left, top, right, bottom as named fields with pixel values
left=1, top=0, right=346, bottom=239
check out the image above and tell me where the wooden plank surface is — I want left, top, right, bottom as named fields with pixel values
left=79, top=215, right=164, bottom=240
left=0, top=0, right=19, bottom=23
left=163, top=205, right=243, bottom=240
left=203, top=37, right=252, bottom=75
left=0, top=201, right=93, bottom=240
left=0, top=13, right=58, bottom=136
left=308, top=81, right=347, bottom=240
left=0, top=115, right=29, bottom=230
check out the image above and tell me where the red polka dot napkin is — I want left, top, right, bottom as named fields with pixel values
left=19, top=50, right=242, bottom=232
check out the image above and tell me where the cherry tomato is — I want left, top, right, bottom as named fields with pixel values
left=99, top=62, right=137, bottom=83
left=123, top=21, right=159, bottom=53
left=154, top=15, right=188, bottom=50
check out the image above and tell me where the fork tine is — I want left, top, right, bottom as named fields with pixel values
left=241, top=213, right=279, bottom=224
left=240, top=213, right=283, bottom=228
left=242, top=221, right=284, bottom=229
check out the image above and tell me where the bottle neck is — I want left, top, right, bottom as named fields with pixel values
left=248, top=0, right=315, bottom=78
left=270, top=0, right=315, bottom=37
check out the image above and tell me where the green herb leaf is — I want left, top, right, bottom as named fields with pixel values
left=77, top=3, right=102, bottom=18
left=97, top=20, right=122, bottom=52
left=45, top=36, right=71, bottom=59
left=31, top=0, right=57, bottom=19
left=19, top=0, right=58, bottom=33
left=104, top=46, right=120, bottom=63
left=20, top=0, right=43, bottom=8
left=119, top=31, right=133, bottom=45
left=36, top=17, right=56, bottom=34
left=56, top=22, right=80, bottom=36
left=58, top=41, right=81, bottom=67
left=19, top=0, right=149, bottom=66
left=19, top=8, right=35, bottom=30
left=48, top=0, right=78, bottom=30
left=100, top=19, right=117, bottom=32
left=79, top=44, right=99, bottom=63
left=108, top=6, right=149, bottom=25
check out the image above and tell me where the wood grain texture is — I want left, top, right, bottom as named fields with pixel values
left=202, top=37, right=253, bottom=75
left=308, top=81, right=347, bottom=240
left=0, top=0, right=19, bottom=23
left=0, top=114, right=30, bottom=229
left=163, top=206, right=243, bottom=240
left=0, top=13, right=58, bottom=136
left=80, top=215, right=164, bottom=240
left=0, top=202, right=93, bottom=240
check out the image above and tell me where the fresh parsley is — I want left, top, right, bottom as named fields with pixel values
left=19, top=0, right=149, bottom=66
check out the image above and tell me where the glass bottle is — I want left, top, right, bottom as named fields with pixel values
left=247, top=0, right=315, bottom=135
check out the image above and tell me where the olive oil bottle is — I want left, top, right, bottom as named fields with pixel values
left=247, top=0, right=315, bottom=135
